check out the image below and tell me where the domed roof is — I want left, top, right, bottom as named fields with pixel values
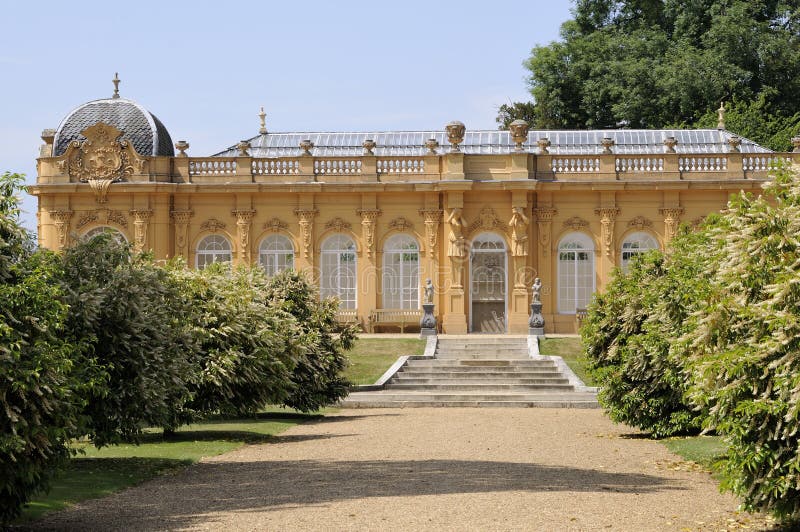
left=53, top=97, right=174, bottom=157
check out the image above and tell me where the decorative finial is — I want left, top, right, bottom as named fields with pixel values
left=717, top=102, right=726, bottom=130
left=259, top=106, right=267, bottom=135
left=112, top=72, right=120, bottom=99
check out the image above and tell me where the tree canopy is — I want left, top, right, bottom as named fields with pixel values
left=498, top=0, right=800, bottom=151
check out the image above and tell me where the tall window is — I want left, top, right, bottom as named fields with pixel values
left=83, top=226, right=126, bottom=243
left=558, top=233, right=595, bottom=314
left=382, top=234, right=420, bottom=309
left=620, top=232, right=659, bottom=272
left=259, top=234, right=294, bottom=276
left=320, top=234, right=357, bottom=309
left=196, top=235, right=232, bottom=269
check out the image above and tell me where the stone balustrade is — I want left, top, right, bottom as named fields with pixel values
left=35, top=149, right=800, bottom=185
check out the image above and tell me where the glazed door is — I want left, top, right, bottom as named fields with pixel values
left=470, top=246, right=507, bottom=333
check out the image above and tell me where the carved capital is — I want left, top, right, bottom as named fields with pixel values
left=532, top=207, right=557, bottom=222
left=595, top=208, right=620, bottom=257
left=171, top=210, right=194, bottom=259
left=232, top=209, right=256, bottom=225
left=419, top=209, right=442, bottom=258
left=660, top=207, right=684, bottom=243
left=50, top=210, right=73, bottom=249
left=295, top=208, right=318, bottom=259
left=130, top=210, right=153, bottom=252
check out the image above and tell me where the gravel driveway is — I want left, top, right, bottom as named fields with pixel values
left=31, top=408, right=773, bottom=531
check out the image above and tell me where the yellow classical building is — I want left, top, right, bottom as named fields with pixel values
left=31, top=84, right=800, bottom=334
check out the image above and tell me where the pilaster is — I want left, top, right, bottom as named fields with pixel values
left=171, top=210, right=193, bottom=261
left=130, top=209, right=153, bottom=253
left=232, top=209, right=256, bottom=264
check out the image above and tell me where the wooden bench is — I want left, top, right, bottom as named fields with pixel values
left=335, top=309, right=359, bottom=327
left=368, top=308, right=423, bottom=333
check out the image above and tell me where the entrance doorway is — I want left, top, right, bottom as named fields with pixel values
left=470, top=233, right=507, bottom=333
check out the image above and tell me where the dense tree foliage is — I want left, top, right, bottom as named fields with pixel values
left=170, top=264, right=298, bottom=418
left=499, top=0, right=800, bottom=151
left=0, top=173, right=84, bottom=522
left=683, top=166, right=800, bottom=519
left=583, top=164, right=800, bottom=520
left=265, top=270, right=355, bottom=412
left=58, top=237, right=197, bottom=446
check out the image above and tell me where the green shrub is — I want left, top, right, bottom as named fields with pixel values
left=582, top=219, right=724, bottom=438
left=0, top=173, right=84, bottom=522
left=265, top=270, right=355, bottom=412
left=59, top=236, right=196, bottom=446
left=171, top=263, right=297, bottom=417
left=685, top=167, right=800, bottom=519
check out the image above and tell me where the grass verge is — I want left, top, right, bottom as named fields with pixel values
left=662, top=434, right=727, bottom=471
left=538, top=337, right=595, bottom=386
left=345, top=337, right=425, bottom=385
left=16, top=409, right=317, bottom=523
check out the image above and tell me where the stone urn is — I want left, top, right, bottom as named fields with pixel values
left=663, top=136, right=678, bottom=154
left=446, top=121, right=466, bottom=153
left=300, top=139, right=314, bottom=156
left=362, top=139, right=376, bottom=156
left=601, top=137, right=615, bottom=154
left=537, top=137, right=551, bottom=155
left=175, top=140, right=190, bottom=157
left=727, top=135, right=741, bottom=153
left=425, top=138, right=439, bottom=155
left=237, top=140, right=251, bottom=157
left=509, top=119, right=529, bottom=152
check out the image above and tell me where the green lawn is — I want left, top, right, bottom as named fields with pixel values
left=662, top=434, right=728, bottom=471
left=345, top=338, right=426, bottom=385
left=16, top=410, right=317, bottom=523
left=539, top=337, right=595, bottom=386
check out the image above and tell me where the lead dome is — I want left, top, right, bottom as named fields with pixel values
left=52, top=97, right=174, bottom=157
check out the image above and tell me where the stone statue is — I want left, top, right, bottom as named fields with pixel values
left=509, top=206, right=529, bottom=257
left=532, top=277, right=542, bottom=303
left=446, top=207, right=466, bottom=257
left=424, top=278, right=434, bottom=304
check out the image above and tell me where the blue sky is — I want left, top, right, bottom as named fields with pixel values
left=1, top=1, right=573, bottom=231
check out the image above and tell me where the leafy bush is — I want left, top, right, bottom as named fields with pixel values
left=170, top=263, right=297, bottom=417
left=583, top=219, right=725, bottom=437
left=265, top=269, right=355, bottom=412
left=59, top=236, right=196, bottom=446
left=684, top=167, right=800, bottom=519
left=0, top=173, right=83, bottom=522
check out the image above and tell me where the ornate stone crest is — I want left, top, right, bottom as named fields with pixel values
left=563, top=216, right=589, bottom=230
left=106, top=210, right=128, bottom=228
left=201, top=218, right=227, bottom=233
left=60, top=123, right=147, bottom=202
left=388, top=216, right=414, bottom=232
left=76, top=211, right=99, bottom=229
left=325, top=217, right=352, bottom=232
left=468, top=206, right=506, bottom=235
left=628, top=216, right=653, bottom=230
left=264, top=217, right=289, bottom=232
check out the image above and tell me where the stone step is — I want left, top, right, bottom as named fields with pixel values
left=408, top=360, right=555, bottom=368
left=391, top=376, right=570, bottom=385
left=434, top=354, right=530, bottom=360
left=395, top=371, right=563, bottom=379
left=385, top=383, right=575, bottom=392
left=342, top=400, right=600, bottom=408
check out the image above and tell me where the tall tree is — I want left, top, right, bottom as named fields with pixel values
left=499, top=0, right=800, bottom=151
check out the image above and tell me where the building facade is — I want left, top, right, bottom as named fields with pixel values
left=31, top=87, right=800, bottom=333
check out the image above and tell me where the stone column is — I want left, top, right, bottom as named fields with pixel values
left=130, top=209, right=153, bottom=253
left=233, top=209, right=256, bottom=264
left=171, top=210, right=193, bottom=261
left=532, top=207, right=556, bottom=332
left=442, top=194, right=468, bottom=334
left=509, top=197, right=531, bottom=333
left=294, top=208, right=318, bottom=270
left=49, top=210, right=73, bottom=250
left=660, top=207, right=684, bottom=246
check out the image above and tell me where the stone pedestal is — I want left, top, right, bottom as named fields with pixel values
left=420, top=303, right=437, bottom=337
left=529, top=301, right=545, bottom=337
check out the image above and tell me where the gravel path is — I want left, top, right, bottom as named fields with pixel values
left=32, top=408, right=772, bottom=531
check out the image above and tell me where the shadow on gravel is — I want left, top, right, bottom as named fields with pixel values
left=33, top=458, right=686, bottom=530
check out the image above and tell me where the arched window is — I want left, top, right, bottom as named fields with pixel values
left=620, top=232, right=659, bottom=271
left=83, top=226, right=127, bottom=243
left=259, top=234, right=294, bottom=276
left=320, top=234, right=357, bottom=309
left=382, top=234, right=420, bottom=309
left=195, top=235, right=232, bottom=269
left=558, top=233, right=595, bottom=314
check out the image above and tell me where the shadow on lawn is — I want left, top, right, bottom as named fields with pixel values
left=33, top=458, right=687, bottom=530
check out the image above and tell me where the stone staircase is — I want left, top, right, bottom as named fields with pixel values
left=342, top=337, right=598, bottom=408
